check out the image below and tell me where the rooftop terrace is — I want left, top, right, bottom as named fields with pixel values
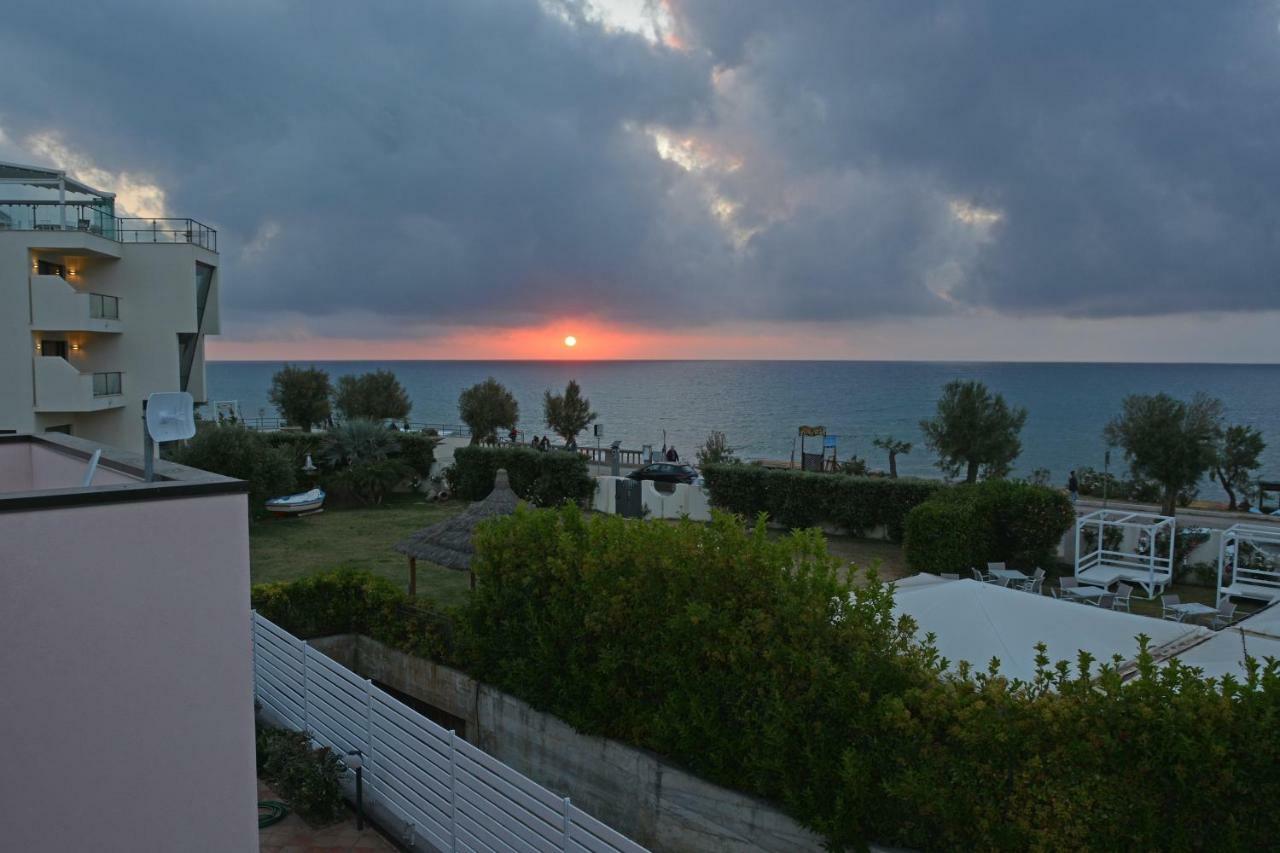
left=0, top=161, right=216, bottom=251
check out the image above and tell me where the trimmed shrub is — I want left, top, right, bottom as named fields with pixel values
left=261, top=431, right=323, bottom=469
left=252, top=570, right=452, bottom=660
left=396, top=432, right=440, bottom=479
left=458, top=505, right=1280, bottom=851
left=446, top=445, right=593, bottom=506
left=701, top=463, right=942, bottom=540
left=904, top=480, right=1075, bottom=573
left=167, top=424, right=295, bottom=510
left=256, top=723, right=346, bottom=824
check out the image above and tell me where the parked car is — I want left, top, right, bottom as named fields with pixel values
left=627, top=462, right=699, bottom=485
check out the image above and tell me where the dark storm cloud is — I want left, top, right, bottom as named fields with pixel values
left=1, top=0, right=1277, bottom=336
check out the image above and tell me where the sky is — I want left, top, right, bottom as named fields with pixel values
left=2, top=0, right=1278, bottom=362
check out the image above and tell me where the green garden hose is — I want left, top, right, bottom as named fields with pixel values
left=258, top=800, right=290, bottom=828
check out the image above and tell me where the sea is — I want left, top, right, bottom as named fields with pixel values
left=207, top=361, right=1280, bottom=497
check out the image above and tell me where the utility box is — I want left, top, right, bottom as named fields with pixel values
left=615, top=478, right=642, bottom=518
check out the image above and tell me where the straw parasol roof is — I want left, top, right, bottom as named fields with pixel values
left=394, top=469, right=520, bottom=575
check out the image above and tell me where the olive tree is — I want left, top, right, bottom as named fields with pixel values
left=543, top=379, right=597, bottom=444
left=1211, top=424, right=1266, bottom=511
left=334, top=369, right=412, bottom=422
left=919, top=380, right=1026, bottom=483
left=1104, top=392, right=1223, bottom=516
left=268, top=364, right=332, bottom=432
left=697, top=431, right=738, bottom=467
left=872, top=435, right=913, bottom=478
left=458, top=377, right=519, bottom=445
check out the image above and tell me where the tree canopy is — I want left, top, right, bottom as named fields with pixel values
left=1211, top=424, right=1266, bottom=511
left=542, top=379, right=596, bottom=443
left=1104, top=392, right=1223, bottom=516
left=919, top=380, right=1026, bottom=483
left=334, top=369, right=412, bottom=422
left=873, top=435, right=913, bottom=478
left=697, top=430, right=738, bottom=467
left=458, top=377, right=519, bottom=445
left=268, top=364, right=332, bottom=432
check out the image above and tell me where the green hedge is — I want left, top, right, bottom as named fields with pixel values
left=255, top=723, right=346, bottom=824
left=446, top=446, right=594, bottom=506
left=701, top=463, right=941, bottom=540
left=252, top=570, right=452, bottom=660
left=263, top=429, right=437, bottom=478
left=167, top=424, right=295, bottom=511
left=903, top=480, right=1075, bottom=573
left=459, top=505, right=1280, bottom=850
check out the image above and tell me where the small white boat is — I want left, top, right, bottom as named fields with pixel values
left=265, top=488, right=325, bottom=517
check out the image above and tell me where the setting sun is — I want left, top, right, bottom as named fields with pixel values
left=563, top=335, right=577, bottom=348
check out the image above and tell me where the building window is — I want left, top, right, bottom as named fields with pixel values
left=40, top=339, right=68, bottom=358
left=36, top=259, right=65, bottom=277
left=44, top=425, right=72, bottom=435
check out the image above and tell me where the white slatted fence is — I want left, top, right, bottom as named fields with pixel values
left=251, top=612, right=647, bottom=853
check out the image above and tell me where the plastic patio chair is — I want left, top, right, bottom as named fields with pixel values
left=1161, top=594, right=1184, bottom=621
left=1111, top=583, right=1133, bottom=612
left=1212, top=601, right=1237, bottom=629
left=1018, top=568, right=1045, bottom=595
left=971, top=567, right=987, bottom=583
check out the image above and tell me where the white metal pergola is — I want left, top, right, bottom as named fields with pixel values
left=1216, top=523, right=1280, bottom=606
left=1074, top=509, right=1175, bottom=599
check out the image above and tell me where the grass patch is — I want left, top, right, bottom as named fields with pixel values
left=249, top=493, right=472, bottom=608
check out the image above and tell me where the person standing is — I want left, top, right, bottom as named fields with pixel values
left=1068, top=470, right=1079, bottom=504
left=666, top=445, right=679, bottom=462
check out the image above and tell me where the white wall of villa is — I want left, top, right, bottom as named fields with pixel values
left=0, top=434, right=256, bottom=852
left=0, top=162, right=219, bottom=454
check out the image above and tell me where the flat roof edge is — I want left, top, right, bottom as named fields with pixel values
left=0, top=433, right=248, bottom=512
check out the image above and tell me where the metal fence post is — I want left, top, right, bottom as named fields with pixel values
left=562, top=796, right=572, bottom=846
left=448, top=730, right=459, bottom=852
left=249, top=612, right=258, bottom=708
left=364, top=678, right=375, bottom=781
left=301, top=641, right=311, bottom=732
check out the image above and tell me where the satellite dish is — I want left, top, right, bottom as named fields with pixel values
left=145, top=392, right=196, bottom=442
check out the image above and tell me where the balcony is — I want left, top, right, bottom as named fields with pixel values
left=33, top=358, right=125, bottom=413
left=30, top=275, right=123, bottom=333
left=0, top=202, right=217, bottom=252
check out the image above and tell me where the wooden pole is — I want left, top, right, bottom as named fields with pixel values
left=408, top=557, right=417, bottom=598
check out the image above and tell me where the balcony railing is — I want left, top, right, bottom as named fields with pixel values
left=92, top=371, right=123, bottom=397
left=89, top=293, right=119, bottom=320
left=118, top=218, right=217, bottom=251
left=0, top=202, right=217, bottom=251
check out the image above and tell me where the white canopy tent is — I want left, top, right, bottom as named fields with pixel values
left=892, top=577, right=1207, bottom=683
left=1074, top=509, right=1175, bottom=598
left=1216, top=523, right=1280, bottom=605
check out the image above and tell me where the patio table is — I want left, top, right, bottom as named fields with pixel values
left=1063, top=586, right=1111, bottom=604
left=1168, top=602, right=1217, bottom=622
left=990, top=568, right=1028, bottom=583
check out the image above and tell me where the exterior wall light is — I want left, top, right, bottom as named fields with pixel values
left=71, top=343, right=81, bottom=351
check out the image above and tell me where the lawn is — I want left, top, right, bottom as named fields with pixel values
left=250, top=494, right=472, bottom=608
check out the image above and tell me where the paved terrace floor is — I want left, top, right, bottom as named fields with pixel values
left=259, top=780, right=397, bottom=853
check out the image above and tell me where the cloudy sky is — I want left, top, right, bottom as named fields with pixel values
left=2, top=0, right=1278, bottom=361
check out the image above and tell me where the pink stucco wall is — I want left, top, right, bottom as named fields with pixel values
left=0, top=491, right=257, bottom=852
left=0, top=441, right=137, bottom=491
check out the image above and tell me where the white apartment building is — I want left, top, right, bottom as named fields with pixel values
left=0, top=161, right=219, bottom=452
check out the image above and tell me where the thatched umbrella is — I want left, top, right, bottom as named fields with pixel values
left=394, top=468, right=520, bottom=594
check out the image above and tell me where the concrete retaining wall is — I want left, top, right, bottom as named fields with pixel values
left=310, top=635, right=825, bottom=853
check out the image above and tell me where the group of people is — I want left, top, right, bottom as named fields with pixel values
left=525, top=434, right=577, bottom=452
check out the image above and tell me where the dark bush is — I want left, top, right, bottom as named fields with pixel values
left=255, top=723, right=346, bottom=824
left=701, top=463, right=942, bottom=540
left=446, top=445, right=593, bottom=506
left=252, top=570, right=453, bottom=660
left=167, top=424, right=295, bottom=510
left=396, top=432, right=440, bottom=479
left=261, top=431, right=323, bottom=469
left=903, top=480, right=1075, bottom=573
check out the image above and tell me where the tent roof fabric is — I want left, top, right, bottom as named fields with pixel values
left=1169, top=601, right=1280, bottom=680
left=393, top=469, right=519, bottom=571
left=0, top=160, right=114, bottom=198
left=892, top=577, right=1208, bottom=682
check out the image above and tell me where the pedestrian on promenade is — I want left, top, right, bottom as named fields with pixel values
left=1068, top=470, right=1079, bottom=504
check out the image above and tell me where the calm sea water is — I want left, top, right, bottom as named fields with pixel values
left=207, top=361, right=1279, bottom=495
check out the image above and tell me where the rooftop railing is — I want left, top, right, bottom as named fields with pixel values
left=0, top=201, right=217, bottom=251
